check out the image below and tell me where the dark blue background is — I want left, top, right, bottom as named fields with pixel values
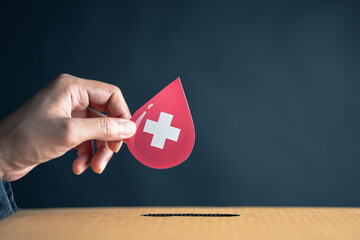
left=2, top=0, right=359, bottom=208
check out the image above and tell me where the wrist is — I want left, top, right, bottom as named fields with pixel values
left=0, top=139, right=10, bottom=181
left=0, top=155, right=5, bottom=181
left=0, top=152, right=6, bottom=181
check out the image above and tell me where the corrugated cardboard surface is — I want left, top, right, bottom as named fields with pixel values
left=0, top=207, right=359, bottom=240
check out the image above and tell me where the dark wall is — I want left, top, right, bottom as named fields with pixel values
left=2, top=0, right=359, bottom=208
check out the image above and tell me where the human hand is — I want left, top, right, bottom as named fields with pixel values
left=0, top=74, right=136, bottom=181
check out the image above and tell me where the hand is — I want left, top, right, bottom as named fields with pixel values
left=0, top=74, right=136, bottom=181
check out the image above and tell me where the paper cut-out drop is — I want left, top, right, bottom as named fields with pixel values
left=127, top=78, right=195, bottom=169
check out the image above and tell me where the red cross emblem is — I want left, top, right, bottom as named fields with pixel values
left=127, top=78, right=195, bottom=169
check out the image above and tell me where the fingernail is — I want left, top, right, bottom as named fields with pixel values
left=78, top=165, right=88, bottom=175
left=91, top=164, right=102, bottom=174
left=119, top=119, right=136, bottom=137
left=94, top=167, right=102, bottom=174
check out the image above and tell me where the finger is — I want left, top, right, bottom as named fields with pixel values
left=73, top=140, right=94, bottom=175
left=87, top=108, right=123, bottom=152
left=65, top=75, right=132, bottom=119
left=67, top=73, right=132, bottom=151
left=71, top=109, right=87, bottom=118
left=84, top=80, right=131, bottom=119
left=65, top=117, right=136, bottom=146
left=107, top=140, right=123, bottom=153
left=91, top=141, right=113, bottom=174
left=72, top=109, right=123, bottom=151
left=72, top=108, right=123, bottom=152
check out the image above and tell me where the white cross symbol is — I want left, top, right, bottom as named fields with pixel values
left=143, top=112, right=181, bottom=149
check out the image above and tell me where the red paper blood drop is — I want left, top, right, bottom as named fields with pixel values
left=127, top=78, right=195, bottom=169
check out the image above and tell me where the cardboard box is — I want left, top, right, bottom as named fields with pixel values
left=0, top=207, right=359, bottom=240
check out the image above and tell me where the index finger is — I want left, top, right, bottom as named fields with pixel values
left=78, top=77, right=131, bottom=119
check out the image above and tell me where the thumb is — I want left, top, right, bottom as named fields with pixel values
left=67, top=117, right=136, bottom=144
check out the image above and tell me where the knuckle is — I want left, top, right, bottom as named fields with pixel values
left=98, top=118, right=115, bottom=138
left=55, top=73, right=71, bottom=84
left=114, top=87, right=123, bottom=97
left=107, top=84, right=122, bottom=97
left=58, top=73, right=71, bottom=79
left=114, top=86, right=122, bottom=94
left=53, top=73, right=77, bottom=89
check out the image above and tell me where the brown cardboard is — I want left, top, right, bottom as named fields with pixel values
left=0, top=207, right=359, bottom=240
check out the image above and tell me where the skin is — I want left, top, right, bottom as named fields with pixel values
left=0, top=74, right=136, bottom=182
